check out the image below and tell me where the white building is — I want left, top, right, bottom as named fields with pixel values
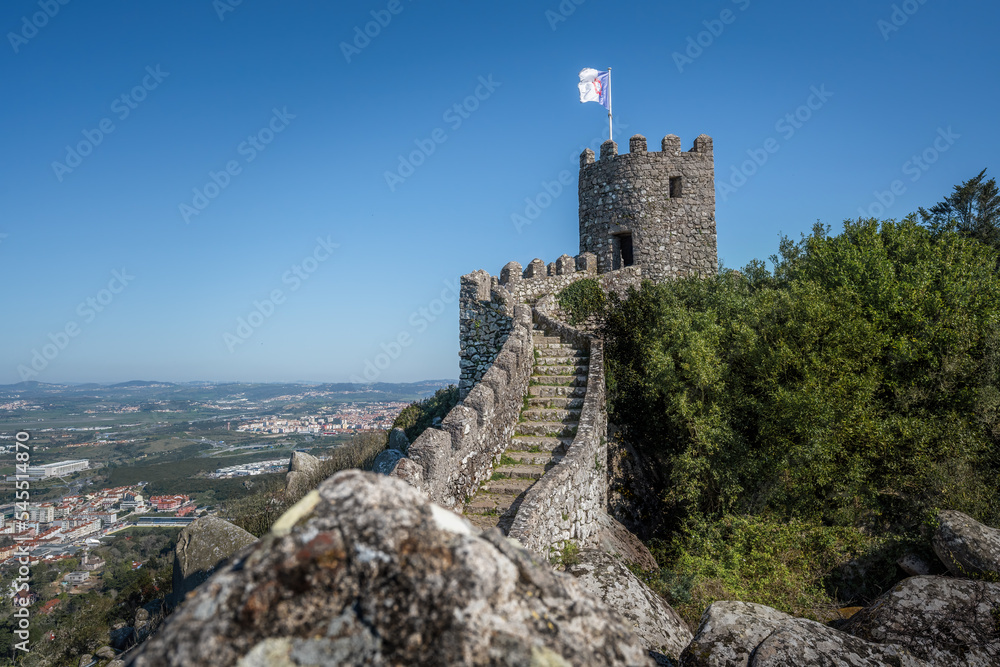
left=25, top=460, right=89, bottom=480
left=27, top=505, right=55, bottom=523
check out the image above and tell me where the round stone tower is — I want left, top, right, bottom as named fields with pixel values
left=578, top=133, right=717, bottom=282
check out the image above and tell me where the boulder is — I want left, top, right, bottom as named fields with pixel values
left=172, top=516, right=256, bottom=602
left=680, top=601, right=794, bottom=667
left=79, top=656, right=93, bottom=667
left=388, top=428, right=409, bottom=453
left=932, top=509, right=1000, bottom=579
left=371, top=448, right=404, bottom=475
left=750, top=617, right=928, bottom=666
left=285, top=451, right=322, bottom=499
left=843, top=575, right=1000, bottom=665
left=127, top=471, right=655, bottom=667
left=96, top=645, right=117, bottom=659
left=565, top=549, right=691, bottom=662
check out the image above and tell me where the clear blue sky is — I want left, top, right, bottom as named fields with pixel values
left=1, top=0, right=997, bottom=385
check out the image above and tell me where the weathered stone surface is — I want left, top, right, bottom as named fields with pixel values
left=79, top=655, right=93, bottom=667
left=588, top=511, right=659, bottom=571
left=566, top=549, right=691, bottom=662
left=388, top=427, right=409, bottom=453
left=128, top=471, right=654, bottom=667
left=843, top=575, right=1000, bottom=666
left=750, top=618, right=928, bottom=666
left=96, top=645, right=117, bottom=659
left=288, top=451, right=320, bottom=475
left=680, top=601, right=794, bottom=667
left=172, top=516, right=256, bottom=602
left=932, top=509, right=1000, bottom=578
left=370, top=448, right=403, bottom=475
left=110, top=622, right=135, bottom=650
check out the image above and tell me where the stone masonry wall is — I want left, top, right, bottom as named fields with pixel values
left=459, top=270, right=515, bottom=399
left=508, top=294, right=608, bottom=555
left=579, top=133, right=717, bottom=282
left=391, top=305, right=533, bottom=509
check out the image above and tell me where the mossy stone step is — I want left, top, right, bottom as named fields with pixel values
left=531, top=364, right=589, bottom=376
left=503, top=450, right=565, bottom=466
left=532, top=335, right=562, bottom=345
left=510, top=435, right=573, bottom=452
left=527, top=397, right=584, bottom=410
left=528, top=385, right=587, bottom=398
left=520, top=408, right=582, bottom=422
left=492, top=463, right=546, bottom=480
left=515, top=421, right=578, bottom=438
left=531, top=374, right=588, bottom=387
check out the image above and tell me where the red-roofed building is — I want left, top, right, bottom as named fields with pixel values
left=39, top=599, right=61, bottom=615
left=149, top=495, right=189, bottom=511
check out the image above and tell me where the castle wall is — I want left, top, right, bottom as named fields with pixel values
left=391, top=305, right=534, bottom=509
left=459, top=270, right=514, bottom=398
left=579, top=134, right=717, bottom=281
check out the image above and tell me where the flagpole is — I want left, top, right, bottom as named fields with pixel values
left=607, top=67, right=613, bottom=143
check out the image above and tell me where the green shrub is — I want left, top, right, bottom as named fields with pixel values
left=392, top=385, right=459, bottom=444
left=604, top=218, right=1000, bottom=538
left=558, top=278, right=606, bottom=325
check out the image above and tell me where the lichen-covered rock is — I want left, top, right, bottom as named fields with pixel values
left=932, top=509, right=1000, bottom=579
left=127, top=471, right=655, bottom=667
left=110, top=622, right=135, bottom=650
left=897, top=553, right=933, bottom=577
left=371, top=448, right=403, bottom=475
left=172, top=516, right=256, bottom=602
left=288, top=451, right=320, bottom=475
left=750, top=618, right=928, bottom=666
left=565, top=549, right=691, bottom=662
left=680, top=601, right=794, bottom=667
left=388, top=427, right=409, bottom=453
left=96, top=645, right=117, bottom=659
left=843, top=575, right=1000, bottom=665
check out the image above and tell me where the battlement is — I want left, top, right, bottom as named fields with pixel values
left=579, top=131, right=717, bottom=282
left=580, top=134, right=714, bottom=167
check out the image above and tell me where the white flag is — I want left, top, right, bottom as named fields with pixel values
left=578, top=68, right=610, bottom=109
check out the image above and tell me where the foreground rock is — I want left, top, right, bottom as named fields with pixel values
left=932, top=509, right=1000, bottom=579
left=566, top=549, right=691, bottom=662
left=128, top=471, right=654, bottom=667
left=285, top=451, right=321, bottom=499
left=751, top=617, right=927, bottom=666
left=844, top=575, right=1000, bottom=666
left=680, top=601, right=794, bottom=667
left=172, top=516, right=256, bottom=602
left=588, top=511, right=659, bottom=571
left=680, top=601, right=927, bottom=666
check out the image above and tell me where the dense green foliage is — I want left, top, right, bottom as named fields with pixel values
left=224, top=430, right=389, bottom=537
left=391, top=385, right=459, bottom=444
left=558, top=278, right=607, bottom=325
left=606, top=218, right=1000, bottom=619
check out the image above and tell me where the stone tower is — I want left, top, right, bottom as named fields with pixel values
left=578, top=133, right=717, bottom=281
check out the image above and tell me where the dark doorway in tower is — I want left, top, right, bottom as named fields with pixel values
left=613, top=233, right=634, bottom=269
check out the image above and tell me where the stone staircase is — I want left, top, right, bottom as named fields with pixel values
left=462, top=325, right=589, bottom=533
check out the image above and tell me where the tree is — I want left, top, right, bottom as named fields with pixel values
left=920, top=169, right=1000, bottom=249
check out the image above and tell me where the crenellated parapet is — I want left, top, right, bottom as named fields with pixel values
left=580, top=133, right=717, bottom=282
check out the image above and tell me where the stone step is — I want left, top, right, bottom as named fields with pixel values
left=481, top=473, right=539, bottom=493
left=515, top=421, right=578, bottom=438
left=510, top=435, right=573, bottom=452
left=463, top=490, right=521, bottom=513
left=492, top=463, right=547, bottom=480
left=532, top=335, right=562, bottom=345
left=464, top=512, right=503, bottom=531
left=536, top=347, right=587, bottom=358
left=531, top=375, right=588, bottom=387
left=503, top=450, right=565, bottom=466
left=527, top=397, right=584, bottom=410
left=532, top=342, right=574, bottom=350
left=520, top=408, right=581, bottom=422
left=528, top=385, right=587, bottom=398
left=534, top=354, right=589, bottom=365
left=531, top=364, right=588, bottom=376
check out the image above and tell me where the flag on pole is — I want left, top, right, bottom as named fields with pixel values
left=578, top=68, right=611, bottom=110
